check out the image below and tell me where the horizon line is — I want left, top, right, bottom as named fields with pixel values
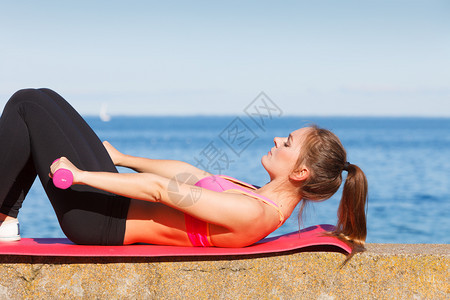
left=82, top=113, right=450, bottom=119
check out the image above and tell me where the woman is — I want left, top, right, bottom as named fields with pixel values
left=0, top=89, right=368, bottom=251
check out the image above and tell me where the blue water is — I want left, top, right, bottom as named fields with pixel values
left=19, top=116, right=450, bottom=244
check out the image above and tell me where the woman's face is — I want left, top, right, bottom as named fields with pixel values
left=261, top=127, right=311, bottom=180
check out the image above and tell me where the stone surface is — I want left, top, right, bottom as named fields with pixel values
left=0, top=244, right=448, bottom=299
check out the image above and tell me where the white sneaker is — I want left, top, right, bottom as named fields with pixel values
left=0, top=219, right=21, bottom=241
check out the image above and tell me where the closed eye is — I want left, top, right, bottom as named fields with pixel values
left=284, top=134, right=293, bottom=147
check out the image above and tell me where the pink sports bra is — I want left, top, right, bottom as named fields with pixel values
left=184, top=175, right=285, bottom=247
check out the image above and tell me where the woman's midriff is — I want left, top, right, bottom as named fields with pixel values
left=123, top=199, right=192, bottom=245
left=123, top=199, right=235, bottom=246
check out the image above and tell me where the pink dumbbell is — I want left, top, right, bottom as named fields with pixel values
left=52, top=159, right=73, bottom=189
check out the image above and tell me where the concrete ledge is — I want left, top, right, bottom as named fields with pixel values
left=0, top=244, right=448, bottom=299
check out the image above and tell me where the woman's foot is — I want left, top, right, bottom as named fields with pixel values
left=0, top=219, right=21, bottom=241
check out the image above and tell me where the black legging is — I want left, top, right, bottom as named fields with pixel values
left=0, top=88, right=130, bottom=245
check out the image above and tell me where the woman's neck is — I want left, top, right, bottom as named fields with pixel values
left=255, top=178, right=300, bottom=219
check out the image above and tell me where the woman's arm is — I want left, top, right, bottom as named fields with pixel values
left=50, top=157, right=268, bottom=232
left=103, top=141, right=211, bottom=182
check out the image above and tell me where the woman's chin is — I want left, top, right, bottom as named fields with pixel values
left=261, top=155, right=269, bottom=171
left=261, top=154, right=266, bottom=164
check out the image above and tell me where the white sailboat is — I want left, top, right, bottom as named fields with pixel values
left=99, top=103, right=111, bottom=122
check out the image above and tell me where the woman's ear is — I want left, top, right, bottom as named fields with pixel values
left=290, top=167, right=309, bottom=182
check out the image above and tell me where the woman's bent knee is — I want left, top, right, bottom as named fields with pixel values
left=5, top=88, right=57, bottom=113
left=5, top=89, right=39, bottom=109
left=11, top=88, right=40, bottom=100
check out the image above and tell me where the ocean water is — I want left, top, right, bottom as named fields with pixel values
left=19, top=116, right=450, bottom=244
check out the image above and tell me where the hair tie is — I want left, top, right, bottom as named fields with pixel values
left=343, top=161, right=350, bottom=172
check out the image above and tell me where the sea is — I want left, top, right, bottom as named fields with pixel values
left=19, top=115, right=450, bottom=244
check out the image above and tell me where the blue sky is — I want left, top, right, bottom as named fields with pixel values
left=1, top=1, right=449, bottom=116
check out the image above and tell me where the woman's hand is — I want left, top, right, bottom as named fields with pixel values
left=49, top=157, right=84, bottom=185
left=103, top=141, right=124, bottom=166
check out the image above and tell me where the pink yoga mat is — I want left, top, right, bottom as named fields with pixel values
left=0, top=224, right=351, bottom=257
